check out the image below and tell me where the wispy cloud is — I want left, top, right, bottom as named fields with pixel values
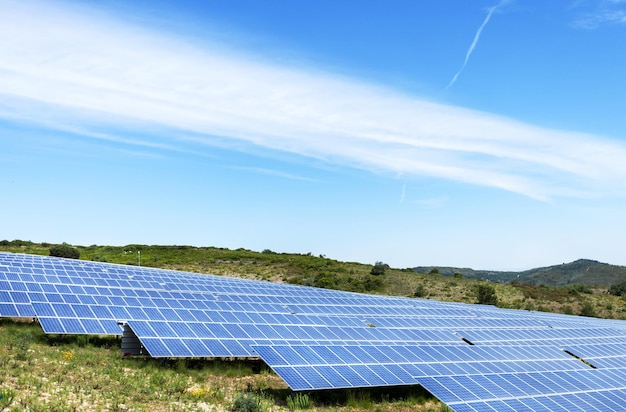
left=573, top=9, right=626, bottom=28
left=230, top=166, right=318, bottom=182
left=412, top=196, right=448, bottom=209
left=446, top=0, right=509, bottom=90
left=2, top=0, right=626, bottom=201
left=572, top=0, right=626, bottom=28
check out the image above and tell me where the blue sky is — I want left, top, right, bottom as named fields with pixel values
left=2, top=0, right=626, bottom=270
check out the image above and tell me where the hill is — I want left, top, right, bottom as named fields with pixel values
left=413, top=259, right=626, bottom=287
left=2, top=240, right=626, bottom=320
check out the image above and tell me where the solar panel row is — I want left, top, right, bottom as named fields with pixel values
left=421, top=369, right=626, bottom=411
left=252, top=343, right=594, bottom=390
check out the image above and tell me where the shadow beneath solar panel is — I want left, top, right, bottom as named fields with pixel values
left=44, top=333, right=120, bottom=349
left=273, top=385, right=440, bottom=409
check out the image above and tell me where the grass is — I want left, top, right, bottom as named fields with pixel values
left=0, top=320, right=445, bottom=411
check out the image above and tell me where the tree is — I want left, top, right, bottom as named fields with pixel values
left=363, top=275, right=384, bottom=291
left=476, top=284, right=498, bottom=305
left=580, top=301, right=596, bottom=317
left=414, top=284, right=426, bottom=298
left=608, top=280, right=626, bottom=297
left=370, top=261, right=388, bottom=276
left=49, top=243, right=80, bottom=259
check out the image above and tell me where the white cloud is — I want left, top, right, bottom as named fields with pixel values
left=412, top=196, right=449, bottom=209
left=2, top=0, right=626, bottom=201
left=572, top=0, right=626, bottom=28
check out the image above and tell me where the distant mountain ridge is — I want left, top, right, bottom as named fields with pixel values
left=413, top=259, right=626, bottom=287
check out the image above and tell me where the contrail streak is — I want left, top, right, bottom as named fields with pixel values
left=446, top=1, right=506, bottom=90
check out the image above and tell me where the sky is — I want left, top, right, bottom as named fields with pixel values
left=2, top=0, right=626, bottom=271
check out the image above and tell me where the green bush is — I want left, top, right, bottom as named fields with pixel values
left=370, top=261, right=388, bottom=276
left=286, top=393, right=312, bottom=410
left=14, top=330, right=35, bottom=361
left=476, top=284, right=498, bottom=305
left=568, top=284, right=592, bottom=295
left=49, top=243, right=80, bottom=259
left=346, top=391, right=372, bottom=409
left=608, top=280, right=626, bottom=297
left=363, top=275, right=384, bottom=292
left=231, top=393, right=262, bottom=412
left=0, top=387, right=15, bottom=410
left=414, top=284, right=426, bottom=298
left=580, top=302, right=596, bottom=317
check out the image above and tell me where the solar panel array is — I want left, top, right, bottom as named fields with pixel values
left=1, top=252, right=625, bottom=411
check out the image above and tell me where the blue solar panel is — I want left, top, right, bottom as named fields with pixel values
left=2, top=251, right=626, bottom=411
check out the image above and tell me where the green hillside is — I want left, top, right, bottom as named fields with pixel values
left=2, top=240, right=626, bottom=320
left=413, top=259, right=626, bottom=287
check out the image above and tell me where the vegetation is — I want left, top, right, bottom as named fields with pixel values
left=49, top=243, right=80, bottom=259
left=1, top=240, right=626, bottom=410
left=608, top=280, right=626, bottom=298
left=370, top=261, right=388, bottom=276
left=580, top=301, right=597, bottom=317
left=568, top=284, right=593, bottom=295
left=0, top=319, right=444, bottom=411
left=414, top=284, right=426, bottom=298
left=231, top=392, right=263, bottom=412
left=414, top=258, right=626, bottom=287
left=286, top=393, right=312, bottom=410
left=476, top=284, right=498, bottom=305
left=2, top=240, right=626, bottom=320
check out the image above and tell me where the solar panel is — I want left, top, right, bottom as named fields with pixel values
left=252, top=343, right=598, bottom=390
left=1, top=251, right=626, bottom=411
left=418, top=369, right=626, bottom=411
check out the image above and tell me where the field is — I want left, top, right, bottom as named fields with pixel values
left=2, top=241, right=625, bottom=320
left=1, top=241, right=626, bottom=410
left=0, top=320, right=448, bottom=411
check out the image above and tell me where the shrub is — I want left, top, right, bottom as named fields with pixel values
left=313, top=273, right=338, bottom=289
left=568, top=284, right=592, bottom=295
left=363, top=276, right=384, bottom=291
left=50, top=243, right=80, bottom=259
left=14, top=330, right=35, bottom=361
left=346, top=391, right=372, bottom=409
left=608, top=281, right=626, bottom=297
left=286, top=393, right=312, bottom=410
left=580, top=302, right=596, bottom=317
left=231, top=393, right=262, bottom=412
left=476, top=284, right=498, bottom=306
left=370, top=261, right=388, bottom=276
left=414, top=284, right=426, bottom=298
left=0, top=388, right=15, bottom=410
